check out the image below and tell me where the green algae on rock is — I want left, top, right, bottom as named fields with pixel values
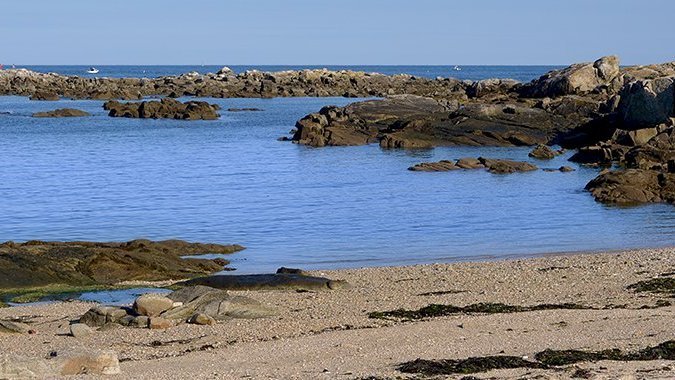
left=0, top=239, right=244, bottom=291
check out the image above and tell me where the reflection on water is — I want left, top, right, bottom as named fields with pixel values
left=0, top=95, right=673, bottom=274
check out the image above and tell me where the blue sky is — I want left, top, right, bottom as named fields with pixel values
left=2, top=0, right=673, bottom=65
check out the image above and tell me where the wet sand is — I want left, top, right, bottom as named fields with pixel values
left=1, top=247, right=674, bottom=379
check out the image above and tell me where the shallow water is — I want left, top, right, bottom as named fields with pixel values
left=0, top=95, right=673, bottom=275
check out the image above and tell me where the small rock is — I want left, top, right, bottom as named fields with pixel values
left=559, top=166, right=575, bottom=172
left=79, top=306, right=128, bottom=327
left=0, top=320, right=30, bottom=334
left=57, top=350, right=121, bottom=376
left=149, top=317, right=174, bottom=330
left=69, top=323, right=94, bottom=337
left=187, top=313, right=216, bottom=326
left=528, top=144, right=557, bottom=160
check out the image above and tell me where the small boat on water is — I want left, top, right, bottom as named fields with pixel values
left=86, top=67, right=99, bottom=74
left=453, top=65, right=462, bottom=71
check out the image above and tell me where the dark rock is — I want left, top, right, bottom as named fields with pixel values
left=617, top=77, right=674, bottom=128
left=528, top=144, right=558, bottom=159
left=104, top=98, right=220, bottom=120
left=276, top=267, right=310, bottom=275
left=79, top=306, right=128, bottom=327
left=408, top=160, right=459, bottom=172
left=585, top=169, right=675, bottom=205
left=179, top=273, right=351, bottom=291
left=227, top=108, right=263, bottom=112
left=32, top=108, right=90, bottom=118
left=29, top=90, right=59, bottom=101
left=479, top=158, right=538, bottom=174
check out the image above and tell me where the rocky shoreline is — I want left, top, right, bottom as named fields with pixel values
left=289, top=56, right=675, bottom=206
left=2, top=57, right=674, bottom=207
left=1, top=247, right=673, bottom=378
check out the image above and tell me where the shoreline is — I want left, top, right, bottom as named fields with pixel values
left=1, top=246, right=673, bottom=378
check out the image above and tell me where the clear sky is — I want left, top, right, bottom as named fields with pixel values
left=2, top=0, right=673, bottom=65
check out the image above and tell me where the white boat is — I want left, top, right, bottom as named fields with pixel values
left=86, top=67, right=99, bottom=74
left=453, top=65, right=461, bottom=71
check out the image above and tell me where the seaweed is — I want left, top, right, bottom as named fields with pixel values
left=398, top=341, right=675, bottom=376
left=417, top=290, right=466, bottom=296
left=536, top=340, right=675, bottom=365
left=627, top=278, right=675, bottom=295
left=368, top=302, right=588, bottom=320
left=398, top=356, right=547, bottom=375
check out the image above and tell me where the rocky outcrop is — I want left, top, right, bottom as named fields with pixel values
left=0, top=67, right=469, bottom=100
left=32, top=108, right=90, bottom=117
left=585, top=169, right=675, bottom=205
left=409, top=157, right=538, bottom=174
left=520, top=56, right=622, bottom=98
left=616, top=77, right=674, bottom=128
left=293, top=95, right=596, bottom=149
left=103, top=98, right=220, bottom=120
left=0, top=239, right=244, bottom=289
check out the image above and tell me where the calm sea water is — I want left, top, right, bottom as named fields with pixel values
left=0, top=66, right=673, bottom=275
left=15, top=65, right=564, bottom=82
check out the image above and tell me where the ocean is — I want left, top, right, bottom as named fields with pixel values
left=0, top=66, right=673, bottom=275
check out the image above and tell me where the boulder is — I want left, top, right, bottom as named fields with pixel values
left=57, top=350, right=120, bottom=376
left=148, top=317, right=174, bottom=330
left=79, top=306, right=128, bottom=327
left=187, top=313, right=216, bottom=326
left=617, top=77, right=675, bottom=128
left=130, top=316, right=149, bottom=328
left=32, top=108, right=90, bottom=118
left=585, top=169, right=675, bottom=205
left=133, top=294, right=174, bottom=317
left=161, top=286, right=276, bottom=321
left=69, top=323, right=94, bottom=337
left=521, top=56, right=621, bottom=97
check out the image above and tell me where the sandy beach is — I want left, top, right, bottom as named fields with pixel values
left=1, top=247, right=673, bottom=379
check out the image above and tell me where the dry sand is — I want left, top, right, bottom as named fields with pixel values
left=1, top=247, right=674, bottom=379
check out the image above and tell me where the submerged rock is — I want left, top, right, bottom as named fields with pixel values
left=32, top=108, right=90, bottom=118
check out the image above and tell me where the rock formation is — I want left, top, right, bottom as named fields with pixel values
left=409, top=157, right=538, bottom=174
left=103, top=98, right=220, bottom=120
left=32, top=108, right=90, bottom=117
left=0, top=239, right=244, bottom=289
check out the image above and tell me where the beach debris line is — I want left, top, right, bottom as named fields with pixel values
left=397, top=340, right=675, bottom=375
